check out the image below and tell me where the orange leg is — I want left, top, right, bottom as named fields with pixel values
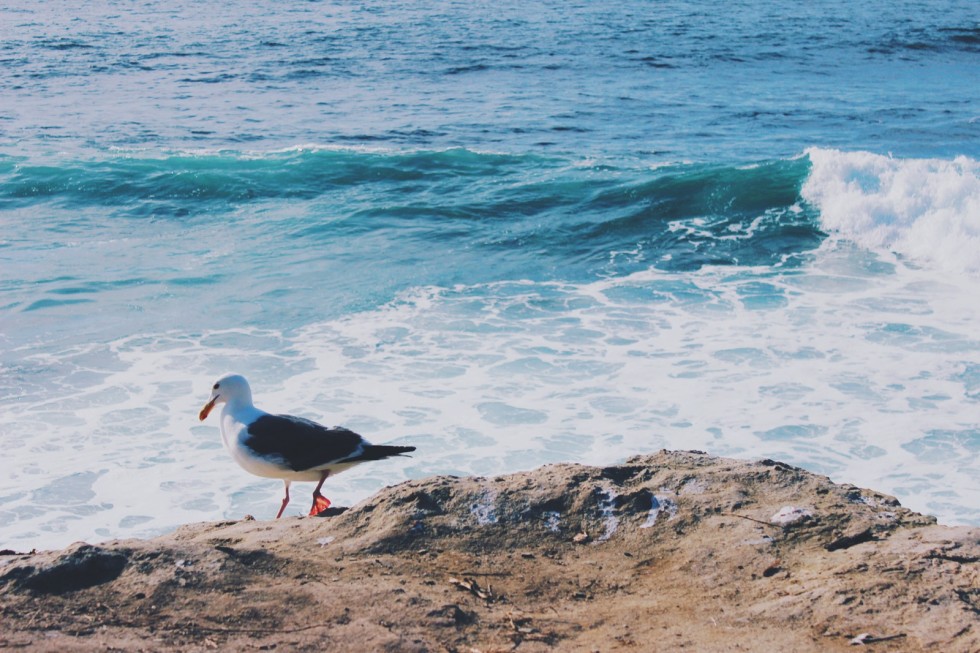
left=309, top=470, right=331, bottom=516
left=276, top=481, right=291, bottom=519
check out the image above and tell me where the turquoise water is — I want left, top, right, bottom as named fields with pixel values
left=1, top=1, right=978, bottom=549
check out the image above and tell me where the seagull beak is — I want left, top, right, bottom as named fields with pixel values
left=199, top=396, right=218, bottom=421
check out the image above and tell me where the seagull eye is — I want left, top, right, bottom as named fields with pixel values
left=213, top=383, right=220, bottom=390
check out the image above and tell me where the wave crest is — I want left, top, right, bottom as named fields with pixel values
left=803, top=148, right=980, bottom=274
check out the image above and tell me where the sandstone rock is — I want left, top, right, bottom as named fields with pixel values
left=1, top=451, right=976, bottom=652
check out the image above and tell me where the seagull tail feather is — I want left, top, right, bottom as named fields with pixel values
left=357, top=444, right=416, bottom=461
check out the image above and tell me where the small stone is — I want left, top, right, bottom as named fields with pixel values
left=770, top=506, right=813, bottom=526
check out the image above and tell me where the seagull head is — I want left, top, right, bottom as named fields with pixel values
left=199, top=373, right=253, bottom=421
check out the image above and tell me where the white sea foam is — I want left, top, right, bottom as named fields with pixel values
left=2, top=242, right=980, bottom=551
left=804, top=148, right=980, bottom=275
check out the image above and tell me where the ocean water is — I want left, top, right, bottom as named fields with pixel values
left=1, top=1, right=978, bottom=550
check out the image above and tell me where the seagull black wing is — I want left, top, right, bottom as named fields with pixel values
left=243, top=414, right=416, bottom=472
left=243, top=414, right=366, bottom=472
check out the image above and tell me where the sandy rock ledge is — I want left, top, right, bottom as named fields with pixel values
left=1, top=450, right=977, bottom=652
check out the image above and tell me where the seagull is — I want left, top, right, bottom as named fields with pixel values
left=199, top=373, right=415, bottom=519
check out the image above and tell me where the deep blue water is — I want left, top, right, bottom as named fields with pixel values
left=2, top=1, right=978, bottom=159
left=0, top=0, right=978, bottom=549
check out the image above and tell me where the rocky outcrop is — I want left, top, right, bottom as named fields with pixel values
left=1, top=451, right=977, bottom=651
